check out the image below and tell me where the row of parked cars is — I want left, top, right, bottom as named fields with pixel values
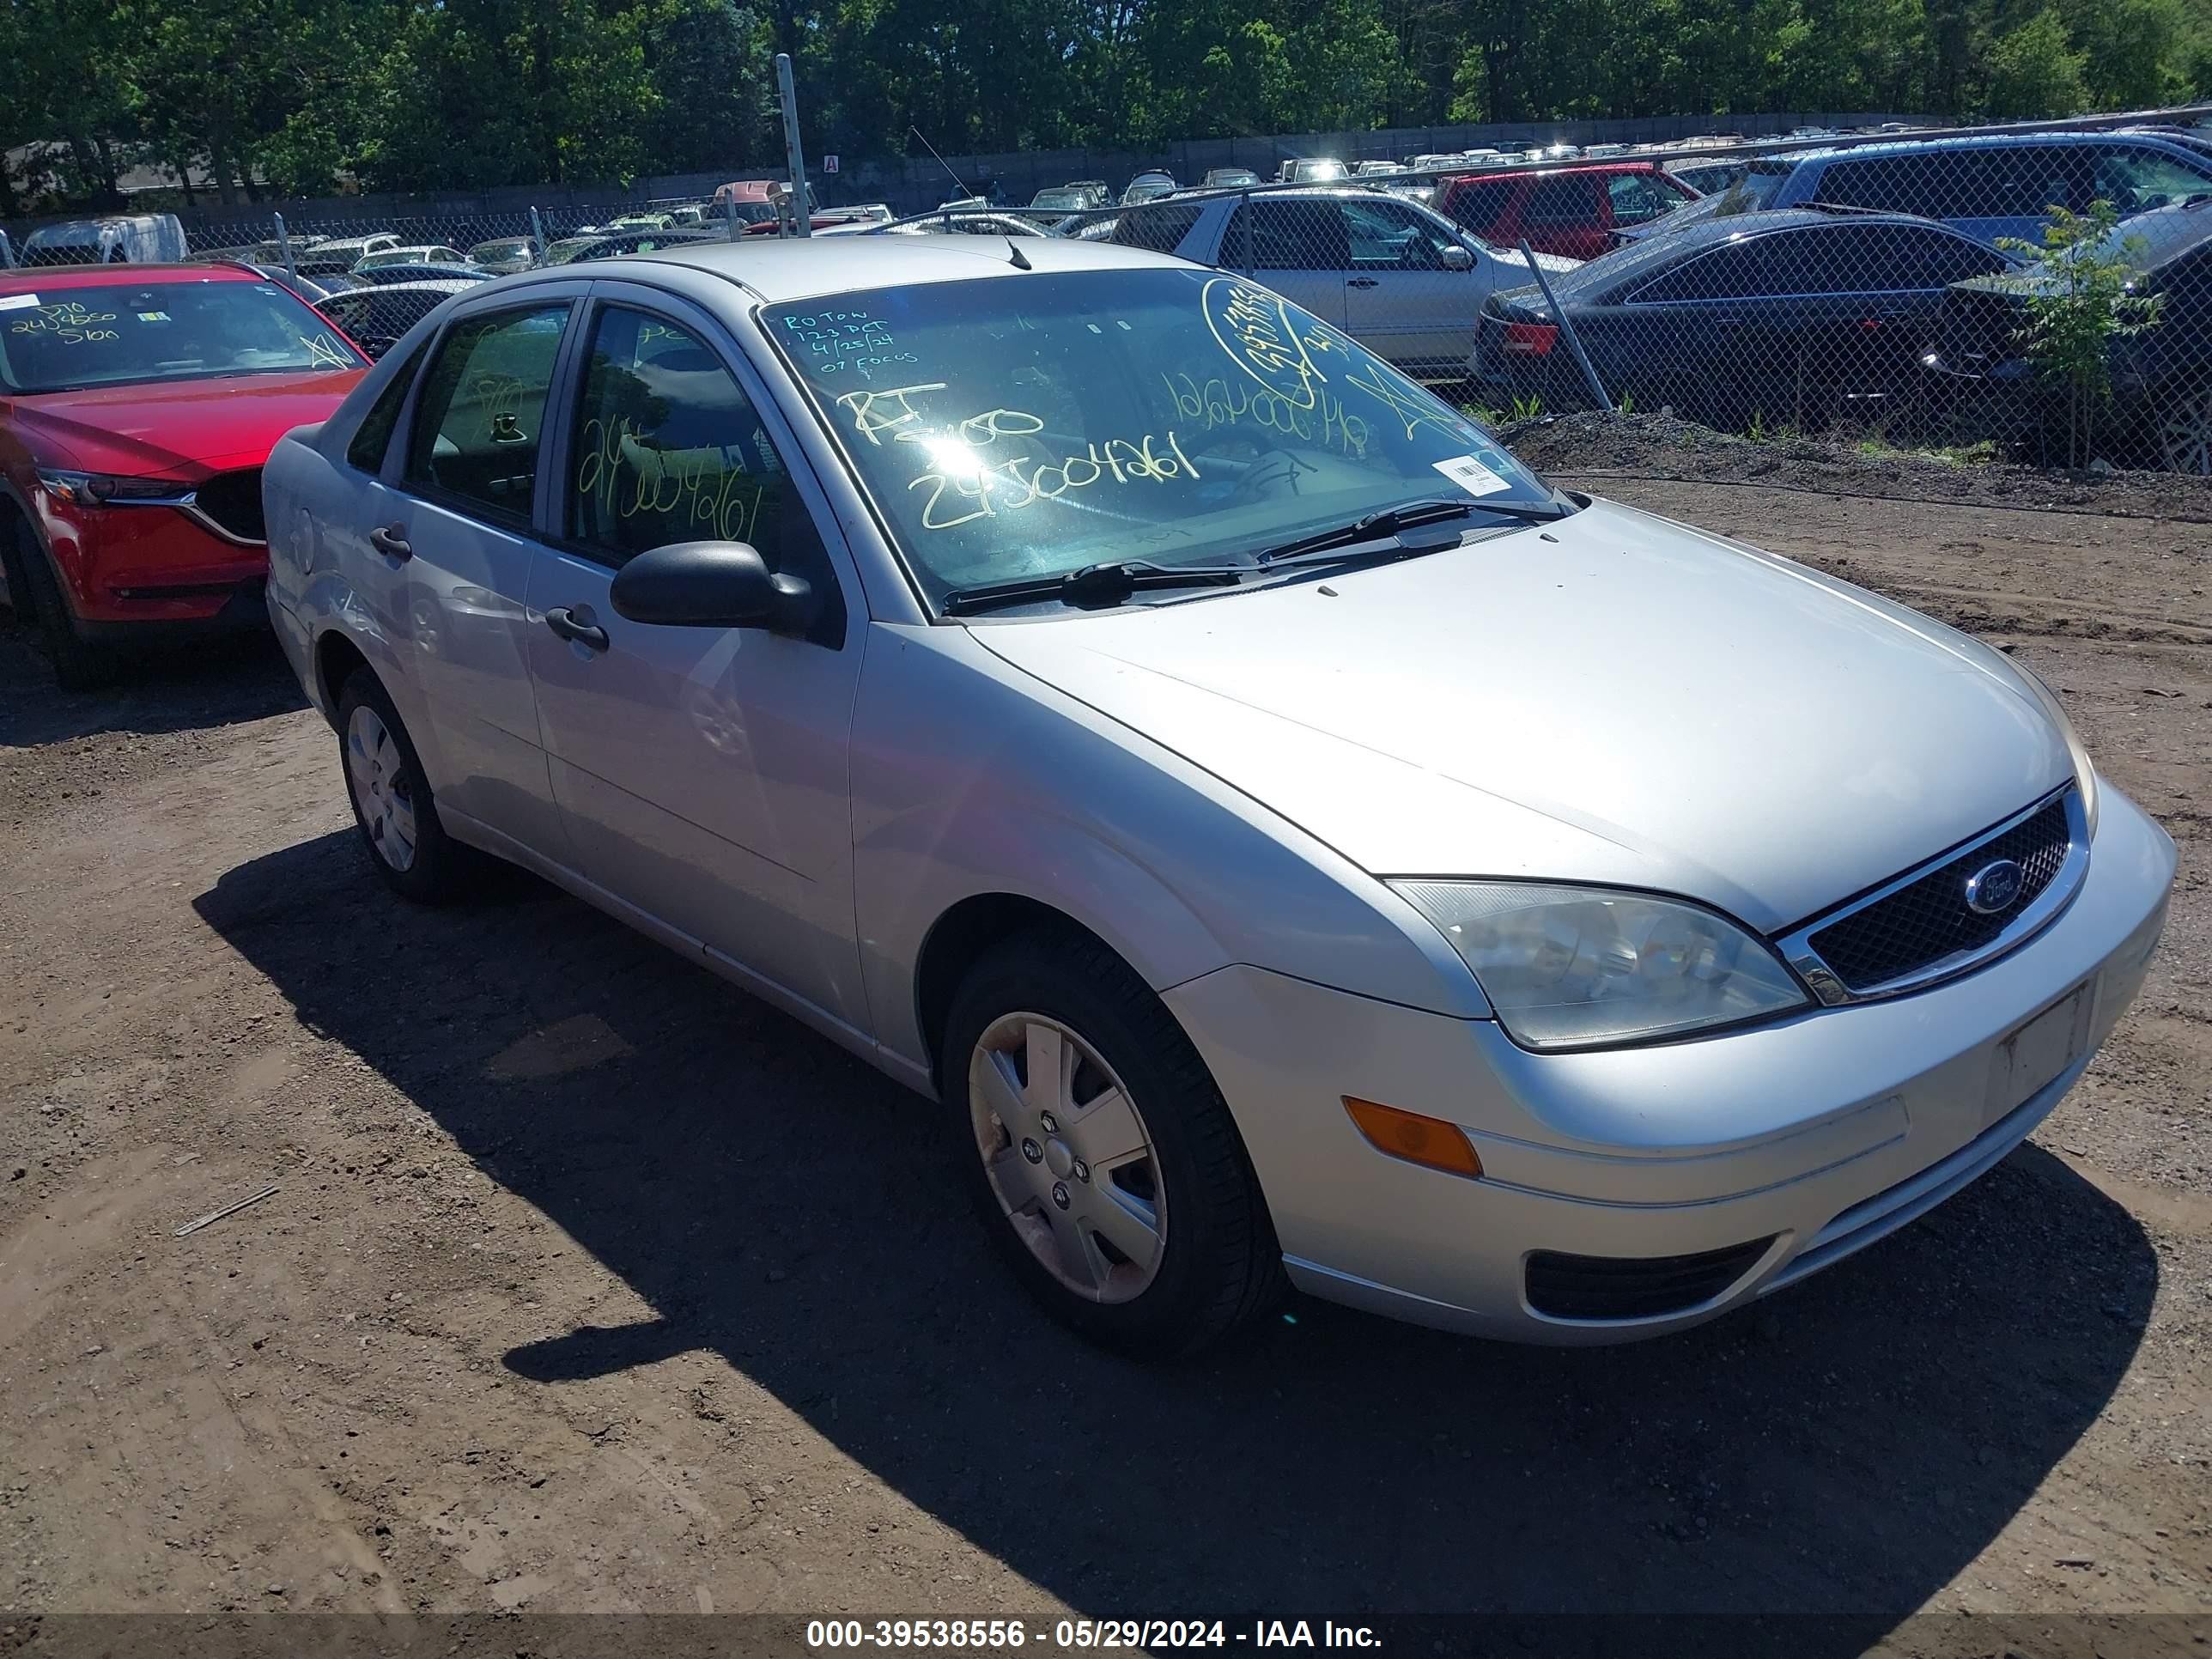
left=956, top=127, right=2212, bottom=467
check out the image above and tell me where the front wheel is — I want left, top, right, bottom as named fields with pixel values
left=2155, top=383, right=2212, bottom=476
left=945, top=930, right=1282, bottom=1357
left=10, top=519, right=115, bottom=690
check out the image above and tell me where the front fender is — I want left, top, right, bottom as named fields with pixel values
left=851, top=624, right=1485, bottom=1071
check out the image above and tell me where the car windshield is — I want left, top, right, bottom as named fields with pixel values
left=2080, top=201, right=2212, bottom=268
left=0, top=279, right=365, bottom=393
left=765, top=268, right=1559, bottom=610
left=1032, top=190, right=1089, bottom=210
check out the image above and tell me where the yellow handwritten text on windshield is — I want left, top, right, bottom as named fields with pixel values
left=836, top=381, right=1201, bottom=531
left=1202, top=277, right=1340, bottom=410
left=912, top=431, right=1201, bottom=530
left=9, top=301, right=119, bottom=344
left=1340, top=362, right=1463, bottom=444
left=1161, top=371, right=1369, bottom=459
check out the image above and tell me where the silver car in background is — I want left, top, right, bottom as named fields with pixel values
left=264, top=237, right=2172, bottom=1357
left=1142, top=186, right=1580, bottom=376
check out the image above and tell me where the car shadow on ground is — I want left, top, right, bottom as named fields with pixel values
left=0, top=606, right=307, bottom=746
left=196, top=829, right=2158, bottom=1638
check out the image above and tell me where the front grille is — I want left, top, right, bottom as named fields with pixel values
left=191, top=468, right=265, bottom=544
left=1525, top=1237, right=1775, bottom=1321
left=1806, top=794, right=2073, bottom=991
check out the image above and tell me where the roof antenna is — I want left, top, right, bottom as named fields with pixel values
left=1006, top=240, right=1032, bottom=269
left=909, top=125, right=974, bottom=204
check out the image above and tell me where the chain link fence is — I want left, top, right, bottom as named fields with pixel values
left=1, top=116, right=2207, bottom=475
left=887, top=125, right=2212, bottom=477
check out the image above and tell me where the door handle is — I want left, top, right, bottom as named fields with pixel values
left=1347, top=276, right=1380, bottom=289
left=543, top=606, right=610, bottom=652
left=368, top=524, right=412, bottom=561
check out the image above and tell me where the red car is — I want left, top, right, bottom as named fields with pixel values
left=0, top=263, right=368, bottom=685
left=1433, top=161, right=1697, bottom=259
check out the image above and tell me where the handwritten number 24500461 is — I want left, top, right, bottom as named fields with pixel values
left=914, top=433, right=1200, bottom=531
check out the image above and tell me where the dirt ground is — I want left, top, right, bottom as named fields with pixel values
left=3, top=429, right=2210, bottom=1652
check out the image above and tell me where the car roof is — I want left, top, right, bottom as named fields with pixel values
left=1781, top=130, right=2199, bottom=167
left=0, top=262, right=264, bottom=293
left=329, top=278, right=481, bottom=296
left=1656, top=205, right=1946, bottom=243
left=1449, top=159, right=1666, bottom=181
left=566, top=234, right=1192, bottom=303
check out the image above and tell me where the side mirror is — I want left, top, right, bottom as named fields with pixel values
left=609, top=540, right=817, bottom=635
left=1440, top=244, right=1474, bottom=271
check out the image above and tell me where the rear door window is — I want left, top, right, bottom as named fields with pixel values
left=1629, top=235, right=1792, bottom=302
left=1523, top=176, right=1595, bottom=228
left=1441, top=179, right=1514, bottom=235
left=1224, top=198, right=1352, bottom=270
left=401, top=303, right=571, bottom=525
left=1818, top=154, right=1939, bottom=215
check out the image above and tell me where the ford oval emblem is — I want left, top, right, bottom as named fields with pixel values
left=1965, top=858, right=2025, bottom=915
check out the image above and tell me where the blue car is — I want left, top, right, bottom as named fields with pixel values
left=1627, top=131, right=2212, bottom=250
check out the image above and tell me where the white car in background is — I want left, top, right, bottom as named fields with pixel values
left=1133, top=186, right=1578, bottom=375
left=355, top=244, right=467, bottom=271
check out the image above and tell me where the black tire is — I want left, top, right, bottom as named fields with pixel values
left=944, top=928, right=1283, bottom=1357
left=9, top=516, right=117, bottom=690
left=336, top=665, right=465, bottom=903
left=2154, top=380, right=2212, bottom=477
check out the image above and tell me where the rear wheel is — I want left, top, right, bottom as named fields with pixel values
left=9, top=518, right=116, bottom=690
left=945, top=929, right=1282, bottom=1357
left=2156, top=383, right=2212, bottom=476
left=337, top=667, right=465, bottom=902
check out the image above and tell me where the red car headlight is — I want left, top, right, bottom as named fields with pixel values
left=35, top=468, right=191, bottom=506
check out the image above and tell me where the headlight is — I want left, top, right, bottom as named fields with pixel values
left=35, top=469, right=187, bottom=506
left=2012, top=663, right=2099, bottom=839
left=1392, top=880, right=1811, bottom=1051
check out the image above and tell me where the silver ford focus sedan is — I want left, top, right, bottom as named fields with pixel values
left=263, top=237, right=2174, bottom=1356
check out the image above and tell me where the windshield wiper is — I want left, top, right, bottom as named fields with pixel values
left=1255, top=495, right=1567, bottom=569
left=940, top=559, right=1249, bottom=617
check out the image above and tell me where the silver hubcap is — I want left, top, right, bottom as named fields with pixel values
left=2159, top=391, right=2212, bottom=477
left=345, top=705, right=419, bottom=872
left=969, top=1013, right=1164, bottom=1304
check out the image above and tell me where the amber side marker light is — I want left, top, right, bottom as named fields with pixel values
left=1342, top=1097, right=1483, bottom=1179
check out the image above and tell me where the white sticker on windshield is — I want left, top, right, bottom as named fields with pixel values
left=0, top=293, right=39, bottom=311
left=1432, top=453, right=1512, bottom=497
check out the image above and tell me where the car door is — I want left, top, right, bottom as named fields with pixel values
left=381, top=289, right=582, bottom=859
left=1221, top=198, right=1349, bottom=326
left=1620, top=234, right=1798, bottom=425
left=523, top=283, right=870, bottom=1026
left=1799, top=223, right=2011, bottom=405
left=1336, top=197, right=1483, bottom=372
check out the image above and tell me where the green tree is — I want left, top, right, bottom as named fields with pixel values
left=1997, top=202, right=2164, bottom=467
left=1981, top=7, right=2088, bottom=116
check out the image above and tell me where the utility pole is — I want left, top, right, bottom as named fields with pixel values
left=775, top=52, right=812, bottom=238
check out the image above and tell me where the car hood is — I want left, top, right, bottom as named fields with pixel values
left=7, top=368, right=363, bottom=477
left=972, top=499, right=2071, bottom=933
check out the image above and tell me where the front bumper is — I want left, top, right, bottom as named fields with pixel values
left=1165, top=784, right=2174, bottom=1343
left=32, top=488, right=269, bottom=632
